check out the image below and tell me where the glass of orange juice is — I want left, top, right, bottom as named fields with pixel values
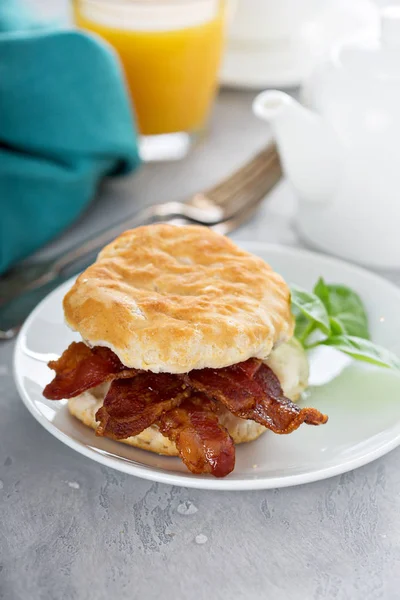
left=73, top=0, right=227, bottom=160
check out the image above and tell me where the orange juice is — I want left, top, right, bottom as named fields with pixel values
left=73, top=1, right=226, bottom=136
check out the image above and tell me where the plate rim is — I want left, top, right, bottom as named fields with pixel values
left=14, top=242, right=400, bottom=491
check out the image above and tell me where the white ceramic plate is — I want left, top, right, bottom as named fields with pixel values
left=14, top=243, right=400, bottom=490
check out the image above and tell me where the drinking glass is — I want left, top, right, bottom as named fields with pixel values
left=73, top=0, right=227, bottom=160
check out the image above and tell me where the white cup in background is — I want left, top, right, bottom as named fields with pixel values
left=228, top=0, right=321, bottom=43
left=221, top=0, right=378, bottom=88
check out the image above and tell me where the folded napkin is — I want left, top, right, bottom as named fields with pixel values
left=0, top=0, right=140, bottom=275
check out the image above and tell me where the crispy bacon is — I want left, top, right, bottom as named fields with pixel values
left=43, top=342, right=136, bottom=400
left=187, top=359, right=328, bottom=434
left=235, top=357, right=263, bottom=379
left=158, top=394, right=235, bottom=477
left=251, top=362, right=328, bottom=432
left=95, top=373, right=191, bottom=440
left=44, top=343, right=327, bottom=477
left=183, top=359, right=265, bottom=413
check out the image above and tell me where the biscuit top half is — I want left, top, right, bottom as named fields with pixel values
left=63, top=224, right=294, bottom=373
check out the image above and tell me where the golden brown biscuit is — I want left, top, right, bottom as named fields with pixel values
left=64, top=224, right=293, bottom=373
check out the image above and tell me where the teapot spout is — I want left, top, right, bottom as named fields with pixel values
left=253, top=91, right=340, bottom=203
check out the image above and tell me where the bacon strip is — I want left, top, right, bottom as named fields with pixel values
left=44, top=344, right=327, bottom=477
left=187, top=359, right=328, bottom=434
left=43, top=342, right=136, bottom=400
left=251, top=362, right=328, bottom=432
left=158, top=394, right=235, bottom=477
left=95, top=373, right=191, bottom=440
left=183, top=359, right=265, bottom=413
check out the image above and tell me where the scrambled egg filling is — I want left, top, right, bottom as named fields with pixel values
left=266, top=338, right=309, bottom=401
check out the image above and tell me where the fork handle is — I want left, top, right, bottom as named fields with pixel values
left=0, top=143, right=282, bottom=338
left=50, top=206, right=157, bottom=279
left=2, top=142, right=281, bottom=302
left=1, top=202, right=212, bottom=302
left=32, top=202, right=218, bottom=284
left=2, top=143, right=280, bottom=298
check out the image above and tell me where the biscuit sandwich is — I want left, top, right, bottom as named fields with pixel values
left=43, top=224, right=327, bottom=477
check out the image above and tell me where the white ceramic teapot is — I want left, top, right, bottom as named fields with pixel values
left=253, top=6, right=400, bottom=269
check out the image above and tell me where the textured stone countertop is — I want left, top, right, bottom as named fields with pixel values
left=1, top=77, right=400, bottom=600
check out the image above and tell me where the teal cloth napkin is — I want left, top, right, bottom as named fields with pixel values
left=0, top=1, right=141, bottom=275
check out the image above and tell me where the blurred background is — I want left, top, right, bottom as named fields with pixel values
left=1, top=0, right=397, bottom=333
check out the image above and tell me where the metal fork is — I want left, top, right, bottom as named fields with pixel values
left=0, top=144, right=282, bottom=339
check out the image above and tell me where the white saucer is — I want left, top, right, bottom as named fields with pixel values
left=14, top=243, right=400, bottom=490
left=220, top=36, right=318, bottom=89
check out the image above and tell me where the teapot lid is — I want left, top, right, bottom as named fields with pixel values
left=332, top=5, right=400, bottom=80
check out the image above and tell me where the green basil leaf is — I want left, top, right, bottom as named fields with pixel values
left=314, top=279, right=370, bottom=339
left=291, top=284, right=330, bottom=336
left=313, top=277, right=330, bottom=307
left=293, top=309, right=311, bottom=341
left=323, top=335, right=400, bottom=371
left=329, top=316, right=346, bottom=335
